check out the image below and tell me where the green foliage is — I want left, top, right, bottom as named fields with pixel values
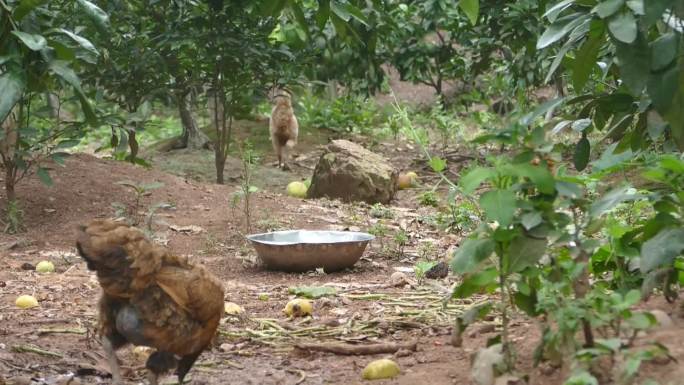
left=113, top=180, right=169, bottom=232
left=539, top=0, right=684, bottom=158
left=418, top=191, right=439, bottom=207
left=297, top=92, right=390, bottom=134
left=1, top=0, right=100, bottom=219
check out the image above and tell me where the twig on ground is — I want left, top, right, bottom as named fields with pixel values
left=294, top=341, right=417, bottom=355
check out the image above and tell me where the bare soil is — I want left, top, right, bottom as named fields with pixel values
left=1, top=124, right=683, bottom=385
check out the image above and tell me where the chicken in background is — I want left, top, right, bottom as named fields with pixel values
left=76, top=220, right=225, bottom=385
left=269, top=88, right=299, bottom=170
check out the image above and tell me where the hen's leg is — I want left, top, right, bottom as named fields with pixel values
left=145, top=351, right=177, bottom=385
left=102, top=336, right=123, bottom=385
left=176, top=351, right=202, bottom=385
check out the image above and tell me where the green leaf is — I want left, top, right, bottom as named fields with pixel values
left=56, top=139, right=81, bottom=149
left=643, top=0, right=670, bottom=25
left=648, top=64, right=679, bottom=116
left=429, top=157, right=447, bottom=173
left=615, top=35, right=650, bottom=95
left=627, top=312, right=656, bottom=329
left=13, top=0, right=49, bottom=21
left=50, top=28, right=98, bottom=56
left=339, top=3, right=369, bottom=26
left=574, top=136, right=590, bottom=171
left=608, top=11, right=637, bottom=43
left=459, top=0, right=479, bottom=25
left=626, top=0, right=644, bottom=14
left=537, top=13, right=592, bottom=49
left=288, top=286, right=337, bottom=299
left=505, top=235, right=547, bottom=273
left=11, top=31, right=47, bottom=51
left=289, top=2, right=310, bottom=39
left=593, top=0, right=624, bottom=18
left=514, top=164, right=556, bottom=194
left=589, top=185, right=641, bottom=217
left=555, top=180, right=583, bottom=198
left=330, top=1, right=351, bottom=21
left=544, top=0, right=576, bottom=22
left=521, top=212, right=543, bottom=230
left=480, top=189, right=516, bottom=228
left=460, top=167, right=494, bottom=194
left=651, top=33, right=678, bottom=72
left=316, top=0, right=330, bottom=29
left=37, top=167, right=53, bottom=186
left=451, top=238, right=495, bottom=274
left=572, top=21, right=604, bottom=91
left=520, top=98, right=565, bottom=125
left=640, top=228, right=684, bottom=272
left=48, top=61, right=97, bottom=125
left=452, top=268, right=498, bottom=298
left=564, top=370, right=598, bottom=385
left=0, top=72, right=26, bottom=124
left=75, top=0, right=110, bottom=34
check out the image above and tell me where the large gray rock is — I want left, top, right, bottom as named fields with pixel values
left=307, top=140, right=398, bottom=204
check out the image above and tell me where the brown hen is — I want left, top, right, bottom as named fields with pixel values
left=76, top=220, right=224, bottom=385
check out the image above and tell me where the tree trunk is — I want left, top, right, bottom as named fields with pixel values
left=46, top=92, right=60, bottom=120
left=127, top=126, right=139, bottom=162
left=215, top=151, right=225, bottom=184
left=326, top=79, right=338, bottom=100
left=174, top=93, right=210, bottom=150
left=1, top=107, right=19, bottom=206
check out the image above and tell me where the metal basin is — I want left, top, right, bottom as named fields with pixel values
left=246, top=230, right=375, bottom=273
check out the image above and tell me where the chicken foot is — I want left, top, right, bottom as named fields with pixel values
left=102, top=336, right=123, bottom=385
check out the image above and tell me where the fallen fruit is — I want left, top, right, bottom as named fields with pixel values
left=286, top=181, right=308, bottom=198
left=15, top=295, right=39, bottom=309
left=132, top=346, right=152, bottom=361
left=406, top=171, right=418, bottom=183
left=224, top=302, right=245, bottom=315
left=283, top=298, right=313, bottom=317
left=35, top=260, right=55, bottom=273
left=397, top=174, right=412, bottom=190
left=362, top=358, right=400, bottom=380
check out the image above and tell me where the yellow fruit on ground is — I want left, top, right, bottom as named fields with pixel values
left=282, top=298, right=313, bottom=318
left=35, top=260, right=55, bottom=273
left=224, top=302, right=245, bottom=315
left=15, top=295, right=39, bottom=309
left=406, top=171, right=418, bottom=183
left=132, top=346, right=152, bottom=361
left=397, top=174, right=412, bottom=189
left=362, top=358, right=401, bottom=380
left=286, top=181, right=308, bottom=198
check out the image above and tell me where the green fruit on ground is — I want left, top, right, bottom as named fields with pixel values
left=36, top=260, right=55, bottom=273
left=16, top=295, right=39, bottom=309
left=287, top=181, right=308, bottom=198
left=362, top=358, right=400, bottom=380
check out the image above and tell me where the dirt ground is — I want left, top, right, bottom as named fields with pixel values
left=1, top=91, right=684, bottom=385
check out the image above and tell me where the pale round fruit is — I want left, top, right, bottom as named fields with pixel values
left=15, top=295, right=39, bottom=309
left=362, top=358, right=401, bottom=380
left=224, top=302, right=245, bottom=315
left=35, top=260, right=55, bottom=273
left=282, top=298, right=313, bottom=317
left=397, top=174, right=412, bottom=190
left=286, top=181, right=308, bottom=198
left=406, top=171, right=418, bottom=182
